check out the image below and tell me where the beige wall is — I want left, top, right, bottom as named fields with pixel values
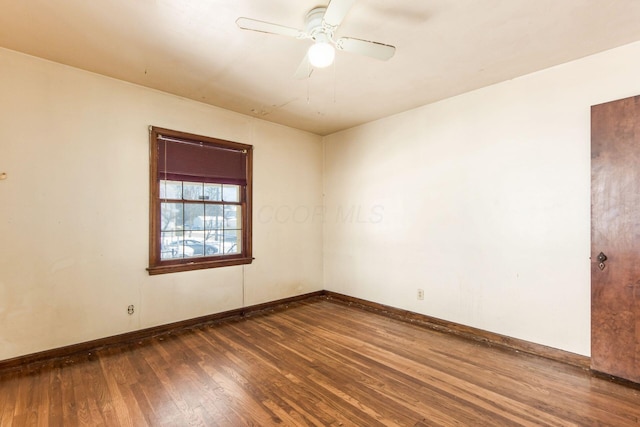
left=323, top=40, right=640, bottom=357
left=4, top=39, right=640, bottom=362
left=0, top=48, right=323, bottom=360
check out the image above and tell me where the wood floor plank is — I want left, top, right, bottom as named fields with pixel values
left=223, top=318, right=395, bottom=426
left=287, top=303, right=569, bottom=423
left=238, top=320, right=458, bottom=427
left=268, top=310, right=524, bottom=424
left=2, top=298, right=640, bottom=426
left=98, top=351, right=148, bottom=427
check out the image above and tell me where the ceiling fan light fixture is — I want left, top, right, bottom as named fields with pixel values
left=308, top=41, right=335, bottom=68
left=237, top=1, right=396, bottom=78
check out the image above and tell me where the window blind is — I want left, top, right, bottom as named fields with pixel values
left=157, top=136, right=247, bottom=185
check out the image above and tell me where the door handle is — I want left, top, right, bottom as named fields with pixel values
left=597, top=252, right=607, bottom=270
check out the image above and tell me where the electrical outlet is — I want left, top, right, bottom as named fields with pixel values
left=417, top=289, right=424, bottom=300
left=127, top=305, right=135, bottom=315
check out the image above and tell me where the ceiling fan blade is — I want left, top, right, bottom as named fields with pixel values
left=236, top=17, right=306, bottom=39
left=336, top=37, right=396, bottom=61
left=293, top=55, right=313, bottom=80
left=323, top=0, right=357, bottom=27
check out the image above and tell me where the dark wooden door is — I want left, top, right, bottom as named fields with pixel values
left=591, top=95, right=640, bottom=383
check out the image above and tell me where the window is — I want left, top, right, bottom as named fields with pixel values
left=147, top=126, right=253, bottom=275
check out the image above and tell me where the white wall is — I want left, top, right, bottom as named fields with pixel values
left=0, top=48, right=323, bottom=361
left=323, top=41, right=640, bottom=357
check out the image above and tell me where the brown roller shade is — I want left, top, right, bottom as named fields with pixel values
left=157, top=136, right=247, bottom=185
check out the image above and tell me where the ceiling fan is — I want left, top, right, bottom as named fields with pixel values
left=236, top=0, right=396, bottom=79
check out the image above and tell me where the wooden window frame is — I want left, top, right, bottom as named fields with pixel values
left=147, top=126, right=253, bottom=275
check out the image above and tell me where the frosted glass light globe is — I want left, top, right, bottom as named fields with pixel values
left=308, top=42, right=335, bottom=68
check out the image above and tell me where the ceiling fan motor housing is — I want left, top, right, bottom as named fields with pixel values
left=236, top=0, right=396, bottom=77
left=305, top=7, right=333, bottom=41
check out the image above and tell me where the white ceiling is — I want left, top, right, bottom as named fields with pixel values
left=2, top=0, right=640, bottom=135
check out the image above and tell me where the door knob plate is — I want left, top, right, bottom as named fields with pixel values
left=597, top=252, right=607, bottom=270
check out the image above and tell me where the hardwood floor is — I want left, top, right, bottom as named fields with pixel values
left=1, top=298, right=639, bottom=426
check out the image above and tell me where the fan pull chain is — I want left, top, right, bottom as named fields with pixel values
left=333, top=60, right=337, bottom=104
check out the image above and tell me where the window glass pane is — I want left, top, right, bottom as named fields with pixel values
left=222, top=229, right=241, bottom=255
left=222, top=184, right=240, bottom=202
left=183, top=182, right=204, bottom=201
left=202, top=204, right=222, bottom=244
left=204, top=183, right=222, bottom=201
left=161, top=231, right=186, bottom=259
left=161, top=203, right=183, bottom=231
left=184, top=203, right=205, bottom=231
left=200, top=230, right=215, bottom=246
left=224, top=205, right=241, bottom=229
left=202, top=239, right=219, bottom=256
left=160, top=180, right=182, bottom=199
left=204, top=204, right=224, bottom=231
left=181, top=239, right=205, bottom=257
